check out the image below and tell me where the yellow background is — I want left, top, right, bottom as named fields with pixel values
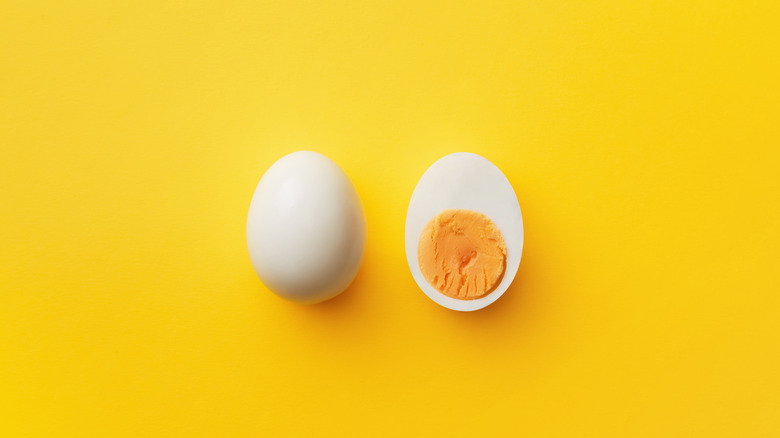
left=2, top=1, right=779, bottom=436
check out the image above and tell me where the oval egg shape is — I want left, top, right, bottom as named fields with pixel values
left=405, top=152, right=523, bottom=311
left=247, top=151, right=367, bottom=304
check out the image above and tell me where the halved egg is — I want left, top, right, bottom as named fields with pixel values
left=405, top=153, right=524, bottom=311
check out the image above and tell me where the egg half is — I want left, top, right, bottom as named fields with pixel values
left=247, top=151, right=367, bottom=304
left=405, top=152, right=524, bottom=311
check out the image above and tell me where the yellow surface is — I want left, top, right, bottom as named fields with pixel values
left=2, top=1, right=779, bottom=436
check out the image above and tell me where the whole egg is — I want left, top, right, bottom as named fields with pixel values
left=247, top=151, right=367, bottom=304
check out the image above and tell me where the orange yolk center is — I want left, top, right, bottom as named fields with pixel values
left=417, top=209, right=507, bottom=300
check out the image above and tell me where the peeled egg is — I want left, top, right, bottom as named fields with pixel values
left=247, top=151, right=367, bottom=304
left=405, top=152, right=524, bottom=311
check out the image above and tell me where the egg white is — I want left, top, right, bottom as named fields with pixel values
left=405, top=152, right=524, bottom=311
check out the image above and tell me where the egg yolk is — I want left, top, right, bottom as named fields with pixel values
left=418, top=209, right=507, bottom=300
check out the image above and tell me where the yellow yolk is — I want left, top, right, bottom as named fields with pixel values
left=417, top=209, right=507, bottom=300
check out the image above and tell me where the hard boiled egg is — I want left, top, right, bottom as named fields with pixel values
left=405, top=153, right=524, bottom=311
left=247, top=151, right=366, bottom=304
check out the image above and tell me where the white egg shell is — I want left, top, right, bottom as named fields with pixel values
left=405, top=152, right=524, bottom=311
left=247, top=151, right=367, bottom=304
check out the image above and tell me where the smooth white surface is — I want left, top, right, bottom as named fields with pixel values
left=247, top=151, right=367, bottom=304
left=405, top=153, right=524, bottom=311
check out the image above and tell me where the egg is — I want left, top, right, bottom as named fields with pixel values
left=247, top=151, right=367, bottom=304
left=405, top=152, right=524, bottom=311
